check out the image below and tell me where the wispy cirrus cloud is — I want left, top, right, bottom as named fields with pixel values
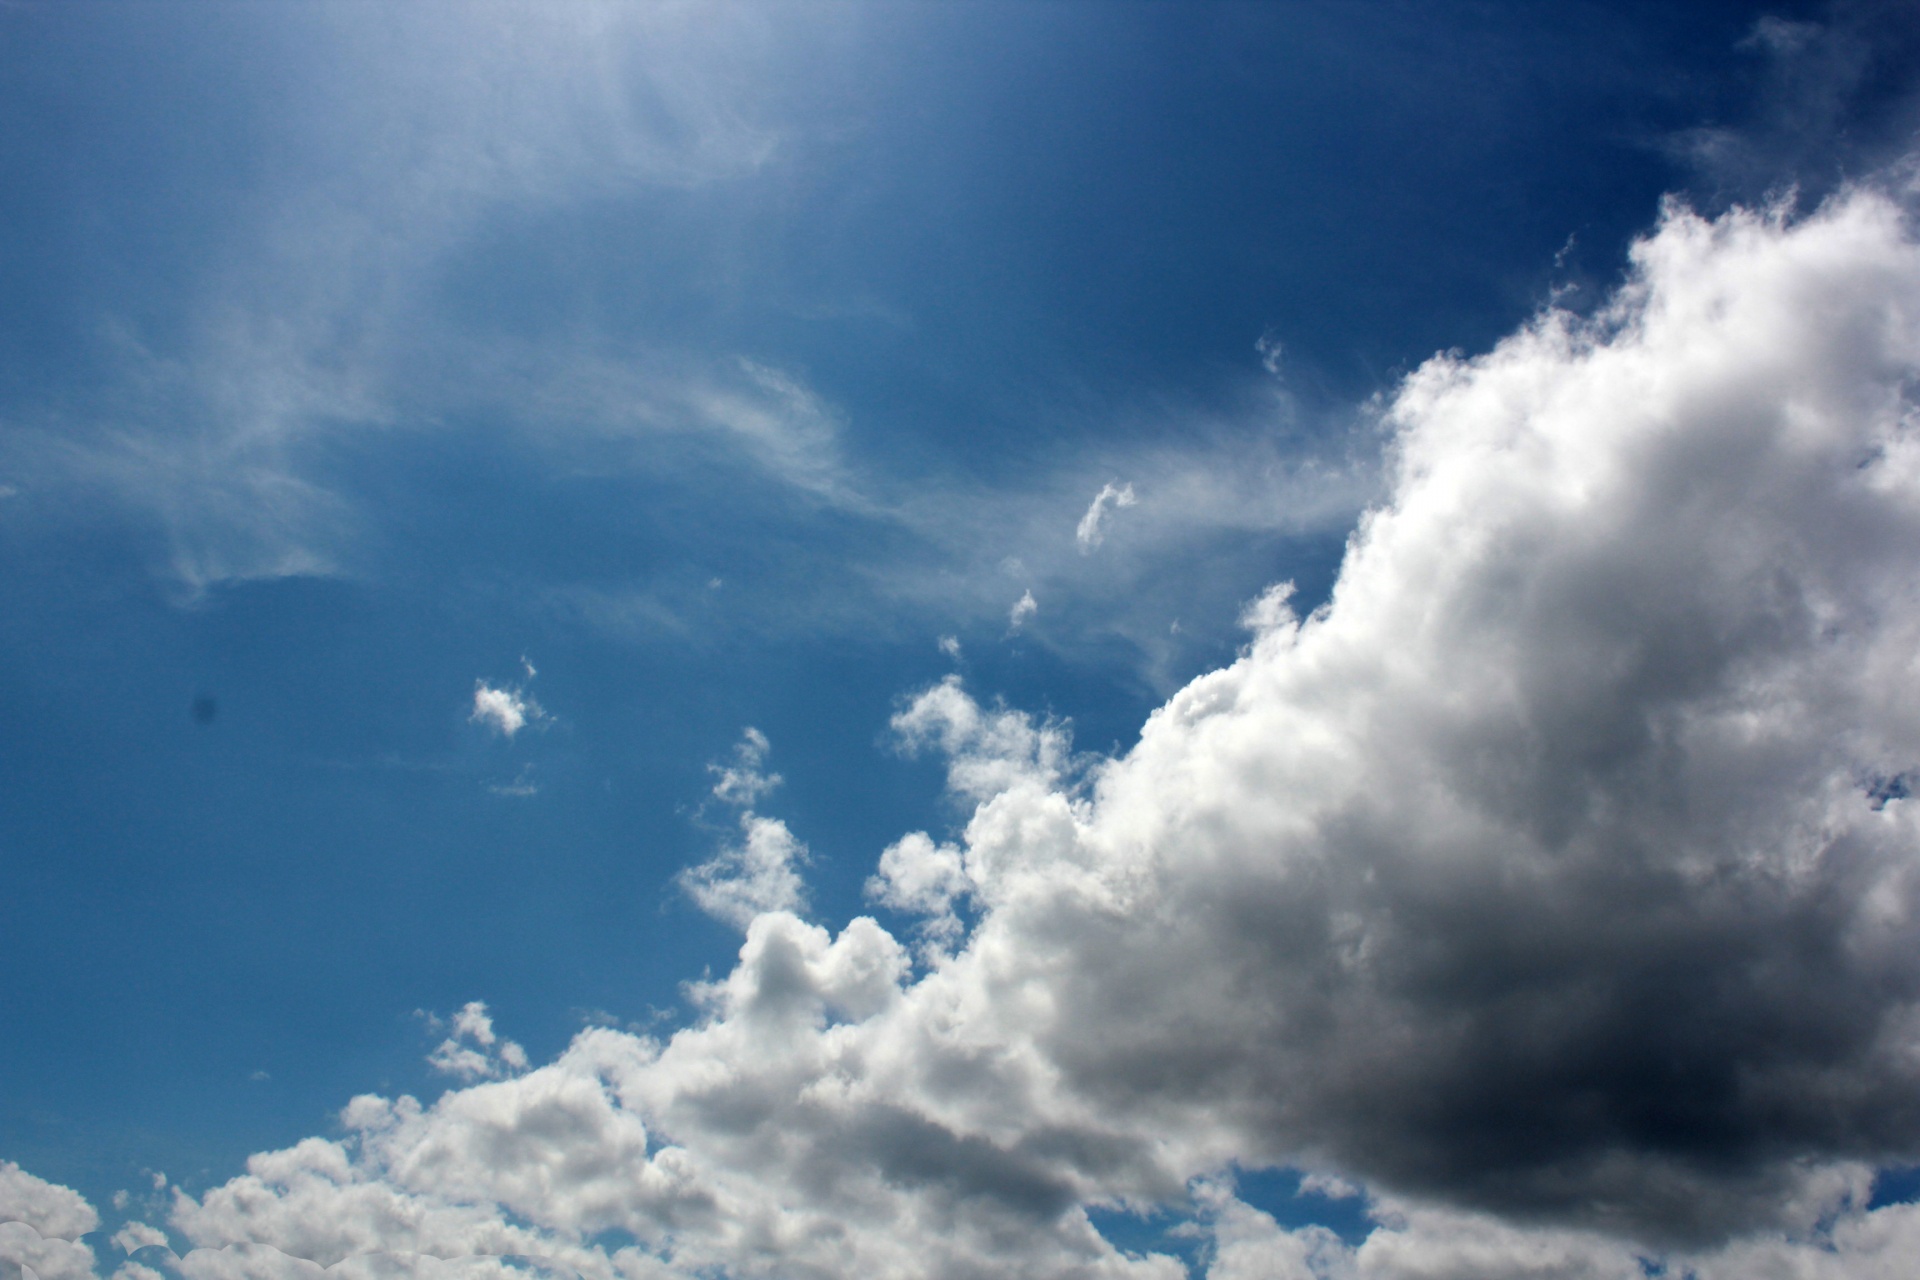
left=0, top=2, right=801, bottom=593
left=1075, top=482, right=1137, bottom=553
left=1, top=2, right=1375, bottom=677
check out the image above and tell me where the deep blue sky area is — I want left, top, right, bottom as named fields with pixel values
left=2, top=0, right=1914, bottom=1235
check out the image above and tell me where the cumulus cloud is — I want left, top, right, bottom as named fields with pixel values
left=679, top=813, right=810, bottom=931
left=867, top=830, right=969, bottom=953
left=896, top=183, right=1920, bottom=1245
left=680, top=730, right=808, bottom=929
left=425, top=1002, right=530, bottom=1083
left=12, top=179, right=1920, bottom=1277
left=1008, top=589, right=1038, bottom=631
left=0, top=1161, right=99, bottom=1280
left=0, top=1163, right=96, bottom=1243
left=109, top=1222, right=168, bottom=1256
left=470, top=682, right=544, bottom=739
left=1194, top=1177, right=1919, bottom=1280
left=1075, top=482, right=1137, bottom=553
left=706, top=728, right=781, bottom=807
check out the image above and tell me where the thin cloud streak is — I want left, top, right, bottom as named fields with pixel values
left=1075, top=482, right=1137, bottom=553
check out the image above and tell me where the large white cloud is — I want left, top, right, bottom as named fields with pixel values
left=15, top=180, right=1920, bottom=1277
left=929, top=185, right=1920, bottom=1243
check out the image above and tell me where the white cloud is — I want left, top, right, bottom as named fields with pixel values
left=425, top=1002, right=529, bottom=1083
left=0, top=1161, right=100, bottom=1280
left=470, top=682, right=543, bottom=739
left=680, top=813, right=809, bottom=931
left=681, top=730, right=807, bottom=930
left=109, top=1222, right=168, bottom=1256
left=707, top=727, right=781, bottom=807
left=110, top=1263, right=168, bottom=1280
left=479, top=347, right=867, bottom=511
left=12, top=179, right=1920, bottom=1278
left=488, top=764, right=540, bottom=798
left=1193, top=1172, right=1920, bottom=1280
left=1075, top=482, right=1138, bottom=553
left=1197, top=1185, right=1649, bottom=1280
left=1008, top=589, right=1038, bottom=631
left=1256, top=330, right=1286, bottom=377
left=867, top=830, right=970, bottom=952
left=873, top=183, right=1920, bottom=1244
left=890, top=672, right=1076, bottom=806
left=1296, top=1173, right=1358, bottom=1201
left=1, top=1161, right=97, bottom=1241
left=1235, top=580, right=1298, bottom=635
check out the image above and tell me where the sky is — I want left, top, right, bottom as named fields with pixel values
left=5, top=1, right=1920, bottom=1277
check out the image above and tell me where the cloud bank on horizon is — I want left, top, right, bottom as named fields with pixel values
left=10, top=166, right=1920, bottom=1278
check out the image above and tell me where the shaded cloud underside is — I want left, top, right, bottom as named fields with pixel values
left=13, top=184, right=1920, bottom=1278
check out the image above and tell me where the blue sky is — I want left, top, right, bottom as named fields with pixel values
left=6, top=4, right=1920, bottom=1278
